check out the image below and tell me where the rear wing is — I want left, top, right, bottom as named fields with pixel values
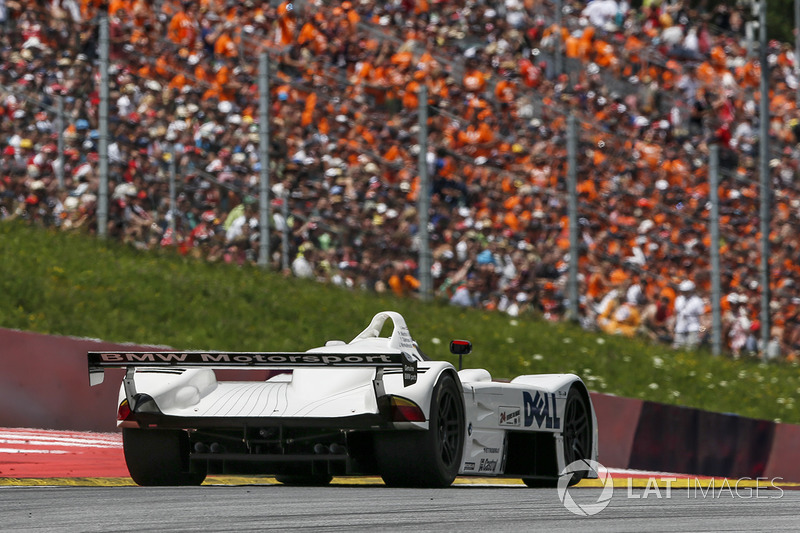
left=88, top=351, right=418, bottom=387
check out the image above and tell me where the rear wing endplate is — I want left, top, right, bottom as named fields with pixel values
left=88, top=351, right=418, bottom=387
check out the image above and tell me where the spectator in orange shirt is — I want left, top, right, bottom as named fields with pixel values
left=274, top=0, right=297, bottom=47
left=167, top=2, right=199, bottom=47
left=462, top=57, right=487, bottom=95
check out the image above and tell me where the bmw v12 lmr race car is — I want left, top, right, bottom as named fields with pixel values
left=88, top=311, right=598, bottom=487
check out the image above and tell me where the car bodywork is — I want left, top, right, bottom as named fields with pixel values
left=88, top=311, right=598, bottom=487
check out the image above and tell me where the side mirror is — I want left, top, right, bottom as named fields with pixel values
left=450, top=340, right=472, bottom=371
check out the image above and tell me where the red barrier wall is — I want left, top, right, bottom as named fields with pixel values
left=0, top=328, right=263, bottom=431
left=2, top=327, right=798, bottom=481
left=627, top=401, right=775, bottom=479
left=589, top=392, right=643, bottom=469
left=0, top=328, right=158, bottom=431
left=764, top=422, right=800, bottom=482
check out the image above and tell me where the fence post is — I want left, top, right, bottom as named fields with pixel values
left=282, top=190, right=290, bottom=273
left=710, top=145, right=721, bottom=356
left=258, top=52, right=271, bottom=269
left=554, top=0, right=563, bottom=78
left=566, top=114, right=579, bottom=322
left=169, top=143, right=177, bottom=246
left=758, top=0, right=772, bottom=355
left=97, top=15, right=109, bottom=238
left=55, top=96, right=65, bottom=190
left=796, top=0, right=800, bottom=107
left=418, top=85, right=432, bottom=301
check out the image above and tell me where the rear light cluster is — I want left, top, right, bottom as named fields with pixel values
left=389, top=396, right=426, bottom=422
left=117, top=398, right=131, bottom=421
left=117, top=393, right=160, bottom=419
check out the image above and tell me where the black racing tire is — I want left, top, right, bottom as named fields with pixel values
left=275, top=474, right=333, bottom=486
left=375, top=373, right=465, bottom=488
left=523, top=385, right=592, bottom=488
left=123, top=428, right=206, bottom=486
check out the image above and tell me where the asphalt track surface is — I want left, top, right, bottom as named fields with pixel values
left=2, top=429, right=797, bottom=531
left=1, top=483, right=797, bottom=532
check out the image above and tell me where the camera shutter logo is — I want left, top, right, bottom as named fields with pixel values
left=556, top=459, right=614, bottom=516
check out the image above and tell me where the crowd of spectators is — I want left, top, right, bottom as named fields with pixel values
left=1, top=0, right=799, bottom=361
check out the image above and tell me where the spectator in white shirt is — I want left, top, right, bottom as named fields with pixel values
left=672, top=280, right=705, bottom=350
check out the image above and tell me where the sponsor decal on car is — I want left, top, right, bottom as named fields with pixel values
left=523, top=391, right=561, bottom=429
left=498, top=406, right=521, bottom=427
left=395, top=325, right=415, bottom=350
left=478, top=458, right=498, bottom=473
left=464, top=461, right=476, bottom=472
left=92, top=352, right=400, bottom=366
left=89, top=351, right=420, bottom=387
left=401, top=352, right=417, bottom=387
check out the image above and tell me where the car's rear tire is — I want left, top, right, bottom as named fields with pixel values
left=523, top=385, right=592, bottom=488
left=123, top=428, right=206, bottom=486
left=375, top=373, right=465, bottom=488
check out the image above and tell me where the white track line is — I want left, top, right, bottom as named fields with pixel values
left=0, top=448, right=68, bottom=454
left=0, top=438, right=120, bottom=449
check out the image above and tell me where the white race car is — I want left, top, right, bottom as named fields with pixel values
left=88, top=311, right=598, bottom=487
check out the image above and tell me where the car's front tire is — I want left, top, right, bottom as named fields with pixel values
left=123, top=428, right=206, bottom=486
left=375, top=373, right=465, bottom=488
left=522, top=384, right=592, bottom=488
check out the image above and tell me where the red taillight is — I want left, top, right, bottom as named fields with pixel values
left=390, top=396, right=426, bottom=422
left=117, top=398, right=131, bottom=421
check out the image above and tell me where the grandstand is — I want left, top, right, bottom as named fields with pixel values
left=1, top=0, right=798, bottom=361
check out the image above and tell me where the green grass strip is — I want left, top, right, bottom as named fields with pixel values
left=1, top=222, right=799, bottom=424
